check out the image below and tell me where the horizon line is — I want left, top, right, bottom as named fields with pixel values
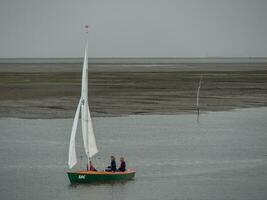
left=1, top=57, right=267, bottom=64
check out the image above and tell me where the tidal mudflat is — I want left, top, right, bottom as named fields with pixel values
left=0, top=63, right=266, bottom=118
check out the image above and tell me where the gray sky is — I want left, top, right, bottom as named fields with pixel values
left=0, top=0, right=267, bottom=58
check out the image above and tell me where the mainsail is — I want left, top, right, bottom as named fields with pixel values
left=68, top=38, right=98, bottom=169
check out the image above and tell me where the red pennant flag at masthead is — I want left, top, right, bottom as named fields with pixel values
left=85, top=25, right=90, bottom=33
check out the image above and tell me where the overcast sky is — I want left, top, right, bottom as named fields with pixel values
left=0, top=0, right=267, bottom=58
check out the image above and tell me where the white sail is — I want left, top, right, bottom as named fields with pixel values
left=68, top=36, right=98, bottom=169
left=87, top=106, right=98, bottom=157
left=80, top=40, right=98, bottom=159
left=68, top=99, right=82, bottom=169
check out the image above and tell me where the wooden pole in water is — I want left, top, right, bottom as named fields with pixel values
left=197, top=108, right=200, bottom=122
left=196, top=75, right=203, bottom=122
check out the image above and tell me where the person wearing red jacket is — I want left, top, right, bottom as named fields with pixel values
left=87, top=161, right=97, bottom=171
left=118, top=157, right=126, bottom=172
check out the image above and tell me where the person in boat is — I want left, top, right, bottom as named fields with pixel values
left=105, top=155, right=117, bottom=172
left=118, top=157, right=126, bottom=172
left=87, top=161, right=97, bottom=171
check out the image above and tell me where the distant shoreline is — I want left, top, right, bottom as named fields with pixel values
left=0, top=62, right=266, bottom=73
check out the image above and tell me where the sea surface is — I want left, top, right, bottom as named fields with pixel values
left=0, top=108, right=267, bottom=200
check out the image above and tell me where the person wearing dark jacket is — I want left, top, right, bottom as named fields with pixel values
left=118, top=157, right=126, bottom=172
left=106, top=156, right=117, bottom=172
left=110, top=156, right=117, bottom=172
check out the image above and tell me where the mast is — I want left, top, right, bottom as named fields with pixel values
left=81, top=25, right=98, bottom=162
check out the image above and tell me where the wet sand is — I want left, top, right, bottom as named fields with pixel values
left=0, top=63, right=266, bottom=118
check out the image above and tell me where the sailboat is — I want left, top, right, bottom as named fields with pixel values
left=67, top=28, right=135, bottom=183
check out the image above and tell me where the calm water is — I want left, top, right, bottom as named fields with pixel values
left=0, top=108, right=267, bottom=200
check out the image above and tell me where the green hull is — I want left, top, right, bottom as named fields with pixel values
left=67, top=170, right=135, bottom=184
